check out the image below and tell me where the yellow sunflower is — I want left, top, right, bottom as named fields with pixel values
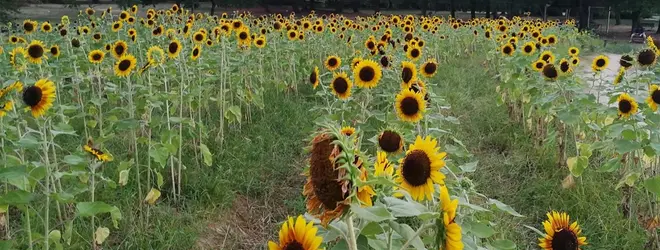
left=400, top=61, right=418, bottom=89
left=374, top=151, right=394, bottom=177
left=568, top=47, right=579, bottom=57
left=406, top=45, right=422, bottom=61
left=647, top=85, right=660, bottom=112
left=114, top=54, right=137, bottom=77
left=147, top=46, right=165, bottom=66
left=591, top=55, right=609, bottom=72
left=614, top=67, right=625, bottom=85
left=617, top=93, right=638, bottom=119
left=558, top=58, right=572, bottom=75
left=538, top=211, right=587, bottom=250
left=540, top=51, right=555, bottom=64
left=309, top=66, right=320, bottom=89
left=532, top=60, right=546, bottom=72
left=340, top=126, right=355, bottom=136
left=192, top=30, right=206, bottom=44
left=356, top=162, right=376, bottom=207
left=353, top=59, right=382, bottom=88
left=267, top=215, right=322, bottom=250
left=0, top=100, right=13, bottom=118
left=501, top=43, right=515, bottom=56
left=83, top=144, right=112, bottom=162
left=111, top=21, right=123, bottom=32
left=570, top=57, right=580, bottom=67
left=324, top=55, right=341, bottom=71
left=41, top=22, right=52, bottom=33
left=112, top=40, right=128, bottom=59
left=395, top=135, right=446, bottom=201
left=420, top=59, right=438, bottom=78
left=9, top=47, right=27, bottom=72
left=522, top=41, right=536, bottom=55
left=350, top=57, right=362, bottom=71
left=395, top=88, right=426, bottom=123
left=254, top=36, right=266, bottom=48
left=439, top=185, right=463, bottom=250
left=25, top=40, right=46, bottom=64
left=23, top=79, right=56, bottom=118
left=88, top=50, right=105, bottom=64
left=330, top=72, right=352, bottom=100
left=167, top=39, right=182, bottom=59
left=23, top=20, right=38, bottom=34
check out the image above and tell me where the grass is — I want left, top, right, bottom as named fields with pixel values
left=437, top=54, right=647, bottom=249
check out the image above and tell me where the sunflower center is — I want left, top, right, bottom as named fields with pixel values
left=193, top=49, right=199, bottom=57
left=239, top=32, right=248, bottom=40
left=524, top=46, right=532, bottom=53
left=309, top=71, right=317, bottom=85
left=424, top=63, right=437, bottom=74
left=114, top=24, right=120, bottom=29
left=257, top=40, right=263, bottom=45
left=596, top=59, right=606, bottom=67
left=328, top=58, right=338, bottom=67
left=543, top=64, right=558, bottom=79
left=560, top=62, right=570, bottom=72
left=114, top=45, right=125, bottom=56
left=379, top=131, right=401, bottom=153
left=652, top=90, right=660, bottom=104
left=551, top=229, right=578, bottom=250
left=619, top=100, right=632, bottom=114
left=118, top=59, right=131, bottom=71
left=620, top=55, right=633, bottom=67
left=195, top=34, right=203, bottom=41
left=400, top=96, right=420, bottom=116
left=402, top=67, right=414, bottom=83
left=359, top=66, right=376, bottom=82
left=380, top=56, right=390, bottom=67
left=535, top=62, right=544, bottom=69
left=24, top=23, right=34, bottom=31
left=283, top=241, right=305, bottom=250
left=333, top=77, right=349, bottom=93
left=410, top=48, right=420, bottom=58
left=169, top=42, right=178, bottom=53
left=28, top=45, right=44, bottom=58
left=289, top=32, right=296, bottom=38
left=23, top=86, right=43, bottom=107
left=542, top=54, right=551, bottom=62
left=638, top=50, right=656, bottom=66
left=402, top=150, right=432, bottom=186
left=92, top=53, right=102, bottom=61
left=50, top=47, right=58, bottom=54
left=570, top=49, right=577, bottom=54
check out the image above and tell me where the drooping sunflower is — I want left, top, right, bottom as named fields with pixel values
left=378, top=130, right=403, bottom=153
left=591, top=55, right=609, bottom=72
left=439, top=185, right=463, bottom=250
left=501, top=43, right=514, bottom=56
left=309, top=66, right=320, bottom=89
left=637, top=49, right=657, bottom=66
left=522, top=41, right=536, bottom=55
left=147, top=46, right=165, bottom=66
left=380, top=55, right=391, bottom=68
left=647, top=85, right=660, bottom=112
left=23, top=79, right=56, bottom=118
left=190, top=45, right=201, bottom=61
left=303, top=133, right=349, bottom=226
left=568, top=47, right=579, bottom=57
left=23, top=20, right=37, bottom=34
left=619, top=54, right=633, bottom=69
left=83, top=144, right=112, bottom=162
left=401, top=61, right=418, bottom=88
left=613, top=67, right=625, bottom=85
left=324, top=55, right=341, bottom=71
left=114, top=54, right=137, bottom=77
left=88, top=50, right=105, bottom=64
left=420, top=59, right=438, bottom=78
left=25, top=40, right=46, bottom=64
left=9, top=47, right=27, bottom=72
left=111, top=21, right=123, bottom=32
left=330, top=72, right=352, bottom=100
left=406, top=45, right=422, bottom=61
left=395, top=135, right=446, bottom=201
left=112, top=40, right=128, bottom=59
left=340, top=126, right=355, bottom=137
left=395, top=88, right=426, bottom=122
left=558, top=58, right=572, bottom=75
left=538, top=211, right=587, bottom=250
left=353, top=59, right=382, bottom=88
left=167, top=39, right=182, bottom=59
left=617, top=93, right=638, bottom=119
left=540, top=51, right=555, bottom=64
left=267, top=215, right=323, bottom=250
left=356, top=160, right=376, bottom=207
left=0, top=101, right=13, bottom=118
left=542, top=63, right=558, bottom=80
left=374, top=151, right=394, bottom=177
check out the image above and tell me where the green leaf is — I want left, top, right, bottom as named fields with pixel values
left=577, top=143, right=592, bottom=158
left=63, top=155, right=86, bottom=166
left=644, top=176, right=660, bottom=197
left=86, top=120, right=98, bottom=129
left=224, top=105, right=242, bottom=123
left=614, top=139, right=641, bottom=154
left=388, top=221, right=425, bottom=250
left=0, top=191, right=33, bottom=205
left=0, top=167, right=27, bottom=180
left=616, top=172, right=640, bottom=189
left=567, top=156, right=588, bottom=177
left=17, top=135, right=40, bottom=149
left=149, top=146, right=169, bottom=168
left=490, top=239, right=516, bottom=250
left=459, top=161, right=478, bottom=173
left=118, top=169, right=130, bottom=186
left=63, top=220, right=73, bottom=245
left=489, top=199, right=523, bottom=217
left=76, top=202, right=115, bottom=217
left=4, top=155, right=22, bottom=167
left=466, top=221, right=495, bottom=238
left=48, top=230, right=61, bottom=242
left=115, top=119, right=139, bottom=131
left=360, top=222, right=383, bottom=236
left=350, top=204, right=395, bottom=222
left=200, top=143, right=213, bottom=167
left=156, top=172, right=164, bottom=189
left=50, top=123, right=77, bottom=137
left=382, top=197, right=428, bottom=217
left=598, top=158, right=622, bottom=172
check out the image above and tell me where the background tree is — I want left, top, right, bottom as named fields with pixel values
left=0, top=0, right=21, bottom=24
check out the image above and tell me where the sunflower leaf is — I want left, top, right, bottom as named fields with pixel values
left=489, top=199, right=523, bottom=217
left=350, top=204, right=395, bottom=222
left=644, top=176, right=660, bottom=197
left=523, top=224, right=546, bottom=237
left=465, top=220, right=495, bottom=238
left=489, top=239, right=516, bottom=250
left=199, top=143, right=213, bottom=167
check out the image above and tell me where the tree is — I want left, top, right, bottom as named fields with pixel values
left=351, top=0, right=359, bottom=13
left=450, top=0, right=455, bottom=17
left=0, top=0, right=22, bottom=23
left=578, top=0, right=589, bottom=31
left=485, top=0, right=491, bottom=18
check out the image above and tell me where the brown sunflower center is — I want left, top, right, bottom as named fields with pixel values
left=400, top=96, right=420, bottom=115
left=524, top=45, right=533, bottom=53
left=379, top=130, right=401, bottom=153
left=92, top=53, right=102, bottom=61
left=402, top=67, right=414, bottom=83
left=551, top=229, right=578, bottom=250
left=50, top=47, right=58, bottom=55
left=652, top=90, right=660, bottom=104
left=543, top=64, right=558, bottom=79
left=72, top=39, right=81, bottom=48
left=380, top=56, right=390, bottom=67
left=289, top=31, right=296, bottom=38
left=402, top=150, right=432, bottom=186
left=195, top=33, right=203, bottom=41
left=44, top=25, right=51, bottom=31
left=548, top=37, right=556, bottom=43
left=257, top=40, right=264, bottom=45
left=619, top=100, right=632, bottom=114
left=328, top=58, right=338, bottom=67
left=239, top=32, right=248, bottom=40
left=169, top=42, right=179, bottom=53
left=118, top=59, right=132, bottom=71
left=114, top=45, right=125, bottom=56
left=542, top=54, right=551, bottom=62
left=309, top=71, right=317, bottom=85
left=560, top=62, right=570, bottom=72
left=410, top=48, right=420, bottom=58
left=570, top=49, right=577, bottom=54
left=638, top=49, right=656, bottom=66
left=24, top=23, right=34, bottom=31
left=359, top=66, right=376, bottom=82
left=283, top=241, right=305, bottom=250
left=424, top=62, right=437, bottom=75
left=94, top=34, right=101, bottom=40
left=28, top=45, right=44, bottom=59
left=595, top=59, right=606, bottom=67
left=620, top=55, right=633, bottom=67
left=332, top=77, right=349, bottom=94
left=23, top=86, right=43, bottom=107
left=114, top=23, right=120, bottom=29
left=193, top=48, right=199, bottom=57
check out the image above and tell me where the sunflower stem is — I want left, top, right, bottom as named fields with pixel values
left=399, top=223, right=431, bottom=250
left=163, top=66, right=177, bottom=201
left=345, top=214, right=358, bottom=250
left=40, top=118, right=51, bottom=250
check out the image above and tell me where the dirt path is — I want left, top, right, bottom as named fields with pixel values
left=578, top=53, right=624, bottom=105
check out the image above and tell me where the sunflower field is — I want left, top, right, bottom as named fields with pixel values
left=0, top=3, right=659, bottom=250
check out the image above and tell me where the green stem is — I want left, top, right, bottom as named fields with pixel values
left=40, top=119, right=51, bottom=250
left=399, top=223, right=431, bottom=250
left=345, top=214, right=358, bottom=250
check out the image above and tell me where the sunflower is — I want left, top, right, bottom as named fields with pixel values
left=591, top=55, right=609, bottom=72
left=287, top=30, right=298, bottom=41
left=380, top=55, right=391, bottom=68
left=112, top=40, right=128, bottom=59
left=192, top=31, right=206, bottom=43
left=439, top=185, right=463, bottom=250
left=617, top=93, right=638, bottom=119
left=147, top=46, right=166, bottom=66
left=267, top=215, right=322, bottom=250
left=522, top=41, right=536, bottom=55
left=570, top=57, right=580, bottom=67
left=24, top=40, right=48, bottom=64
left=85, top=7, right=95, bottom=16
left=111, top=21, right=123, bottom=32
left=353, top=59, right=382, bottom=88
left=83, top=144, right=112, bottom=162
left=558, top=59, right=572, bottom=75
left=542, top=63, right=558, bottom=80
left=324, top=55, right=341, bottom=71
left=378, top=130, right=403, bottom=153
left=420, top=59, right=438, bottom=78
left=501, top=43, right=514, bottom=56
left=190, top=45, right=201, bottom=61
left=88, top=50, right=105, bottom=64
left=547, top=34, right=558, bottom=45
left=49, top=45, right=60, bottom=58
left=614, top=67, right=625, bottom=85
left=23, top=79, right=56, bottom=118
left=540, top=51, right=555, bottom=64
left=538, top=211, right=587, bottom=250
left=41, top=22, right=52, bottom=33
left=303, top=133, right=349, bottom=226
left=254, top=36, right=266, bottom=48
left=568, top=47, right=579, bottom=57
left=395, top=136, right=446, bottom=201
left=8, top=36, right=18, bottom=44
left=374, top=151, right=394, bottom=177
left=637, top=49, right=657, bottom=66
left=119, top=11, right=129, bottom=21
left=330, top=72, right=352, bottom=100
left=114, top=54, right=137, bottom=77
left=350, top=57, right=362, bottom=71
left=406, top=45, right=422, bottom=61
left=167, top=39, right=182, bottom=59
left=0, top=101, right=13, bottom=118
left=619, top=54, right=633, bottom=69
left=647, top=85, right=660, bottom=112
left=309, top=66, right=320, bottom=89
left=23, top=20, right=37, bottom=34
left=340, top=126, right=355, bottom=136
left=401, top=61, right=418, bottom=88
left=356, top=161, right=376, bottom=207
left=9, top=47, right=27, bottom=72
left=395, top=88, right=426, bottom=122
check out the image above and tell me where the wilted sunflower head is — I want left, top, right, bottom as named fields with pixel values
left=380, top=55, right=391, bottom=68
left=542, top=63, right=558, bottom=80
left=637, top=49, right=657, bottom=66
left=619, top=54, right=633, bottom=68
